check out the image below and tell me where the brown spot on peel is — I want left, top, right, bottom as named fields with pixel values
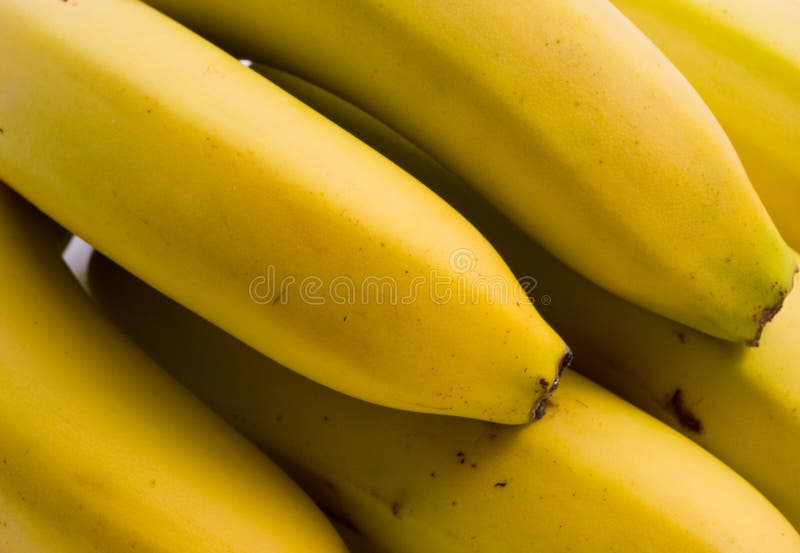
left=668, top=389, right=703, bottom=433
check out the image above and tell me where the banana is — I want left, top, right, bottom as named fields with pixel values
left=609, top=0, right=800, bottom=249
left=142, top=0, right=796, bottom=344
left=0, top=185, right=348, bottom=552
left=0, top=0, right=569, bottom=424
left=248, top=66, right=800, bottom=530
left=88, top=252, right=800, bottom=552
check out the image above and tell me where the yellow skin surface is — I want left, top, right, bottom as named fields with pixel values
left=143, top=0, right=795, bottom=344
left=254, top=68, right=800, bottom=531
left=610, top=0, right=800, bottom=250
left=89, top=253, right=800, bottom=552
left=549, top=253, right=800, bottom=533
left=0, top=186, right=348, bottom=552
left=0, top=0, right=568, bottom=424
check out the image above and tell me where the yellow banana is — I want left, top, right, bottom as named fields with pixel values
left=0, top=185, right=347, bottom=552
left=143, top=0, right=796, bottom=344
left=0, top=0, right=569, bottom=424
left=88, top=252, right=800, bottom=552
left=250, top=66, right=800, bottom=530
left=609, top=0, right=800, bottom=249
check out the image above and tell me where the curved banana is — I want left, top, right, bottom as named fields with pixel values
left=88, top=252, right=800, bottom=552
left=609, top=0, right=800, bottom=249
left=0, top=185, right=348, bottom=552
left=143, top=0, right=795, bottom=344
left=0, top=0, right=569, bottom=424
left=249, top=67, right=800, bottom=529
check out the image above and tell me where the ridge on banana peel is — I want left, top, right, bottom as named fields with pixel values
left=610, top=0, right=800, bottom=251
left=252, top=65, right=800, bottom=531
left=0, top=0, right=569, bottom=424
left=0, top=185, right=348, bottom=552
left=143, top=0, right=796, bottom=345
left=88, top=252, right=800, bottom=553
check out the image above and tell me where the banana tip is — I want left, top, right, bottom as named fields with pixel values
left=748, top=265, right=798, bottom=347
left=530, top=348, right=572, bottom=421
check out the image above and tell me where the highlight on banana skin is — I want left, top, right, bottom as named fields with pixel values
left=1, top=0, right=799, bottom=551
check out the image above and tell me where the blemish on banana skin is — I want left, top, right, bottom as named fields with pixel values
left=667, top=389, right=703, bottom=433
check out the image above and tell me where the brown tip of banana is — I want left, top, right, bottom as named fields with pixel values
left=748, top=265, right=798, bottom=347
left=530, top=348, right=572, bottom=421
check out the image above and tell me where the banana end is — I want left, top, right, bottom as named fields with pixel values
left=530, top=348, right=572, bottom=421
left=748, top=264, right=798, bottom=347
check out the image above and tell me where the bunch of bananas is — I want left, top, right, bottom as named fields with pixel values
left=0, top=0, right=798, bottom=551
